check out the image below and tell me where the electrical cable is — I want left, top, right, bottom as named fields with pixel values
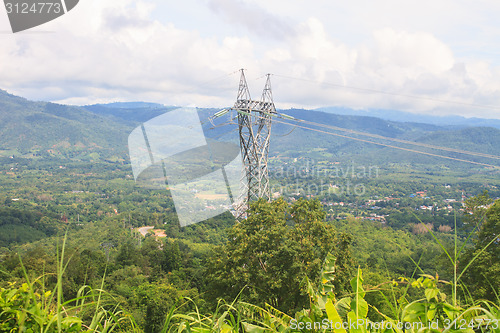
left=295, top=118, right=500, bottom=160
left=203, top=69, right=500, bottom=169
left=272, top=118, right=500, bottom=169
left=228, top=109, right=499, bottom=168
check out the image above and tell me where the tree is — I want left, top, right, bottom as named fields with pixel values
left=132, top=279, right=198, bottom=333
left=206, top=198, right=354, bottom=313
left=288, top=198, right=353, bottom=296
left=162, top=240, right=182, bottom=272
left=140, top=237, right=164, bottom=281
left=460, top=198, right=500, bottom=301
left=116, top=239, right=140, bottom=267
left=462, top=190, right=492, bottom=231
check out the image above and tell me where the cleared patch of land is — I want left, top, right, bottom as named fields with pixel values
left=195, top=193, right=227, bottom=200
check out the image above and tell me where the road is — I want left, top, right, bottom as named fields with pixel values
left=137, top=226, right=154, bottom=237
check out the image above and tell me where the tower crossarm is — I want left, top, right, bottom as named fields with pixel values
left=234, top=99, right=276, bottom=113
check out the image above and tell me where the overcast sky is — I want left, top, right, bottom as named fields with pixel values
left=1, top=0, right=500, bottom=118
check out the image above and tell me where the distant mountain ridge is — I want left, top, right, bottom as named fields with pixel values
left=91, top=102, right=166, bottom=109
left=83, top=103, right=176, bottom=125
left=1, top=89, right=499, bottom=169
left=266, top=109, right=500, bottom=167
left=316, top=106, right=500, bottom=129
left=84, top=101, right=500, bottom=130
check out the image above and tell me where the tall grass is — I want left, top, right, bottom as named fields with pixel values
left=2, top=215, right=499, bottom=332
left=0, top=230, right=139, bottom=333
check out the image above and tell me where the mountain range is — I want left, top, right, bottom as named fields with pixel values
left=0, top=89, right=499, bottom=170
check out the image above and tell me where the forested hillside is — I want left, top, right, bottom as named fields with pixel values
left=0, top=90, right=130, bottom=160
left=0, top=90, right=499, bottom=332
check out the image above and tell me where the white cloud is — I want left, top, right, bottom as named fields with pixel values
left=207, top=0, right=296, bottom=40
left=372, top=29, right=454, bottom=74
left=0, top=0, right=500, bottom=118
left=0, top=0, right=257, bottom=106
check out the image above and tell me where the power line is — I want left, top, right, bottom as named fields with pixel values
left=262, top=71, right=500, bottom=161
left=296, top=118, right=500, bottom=160
left=195, top=70, right=240, bottom=88
left=210, top=111, right=499, bottom=167
left=272, top=118, right=500, bottom=169
left=206, top=70, right=500, bottom=170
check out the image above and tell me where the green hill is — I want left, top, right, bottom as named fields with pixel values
left=0, top=89, right=131, bottom=160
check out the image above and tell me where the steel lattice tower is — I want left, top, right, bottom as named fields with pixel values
left=233, top=69, right=276, bottom=218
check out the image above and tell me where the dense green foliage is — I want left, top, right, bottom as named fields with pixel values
left=206, top=198, right=354, bottom=313
left=460, top=199, right=500, bottom=301
left=0, top=89, right=129, bottom=159
left=1, top=194, right=499, bottom=332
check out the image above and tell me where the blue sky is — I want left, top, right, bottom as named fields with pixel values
left=1, top=0, right=500, bottom=118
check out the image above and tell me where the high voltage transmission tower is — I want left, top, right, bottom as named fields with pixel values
left=209, top=69, right=499, bottom=220
left=232, top=69, right=276, bottom=217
